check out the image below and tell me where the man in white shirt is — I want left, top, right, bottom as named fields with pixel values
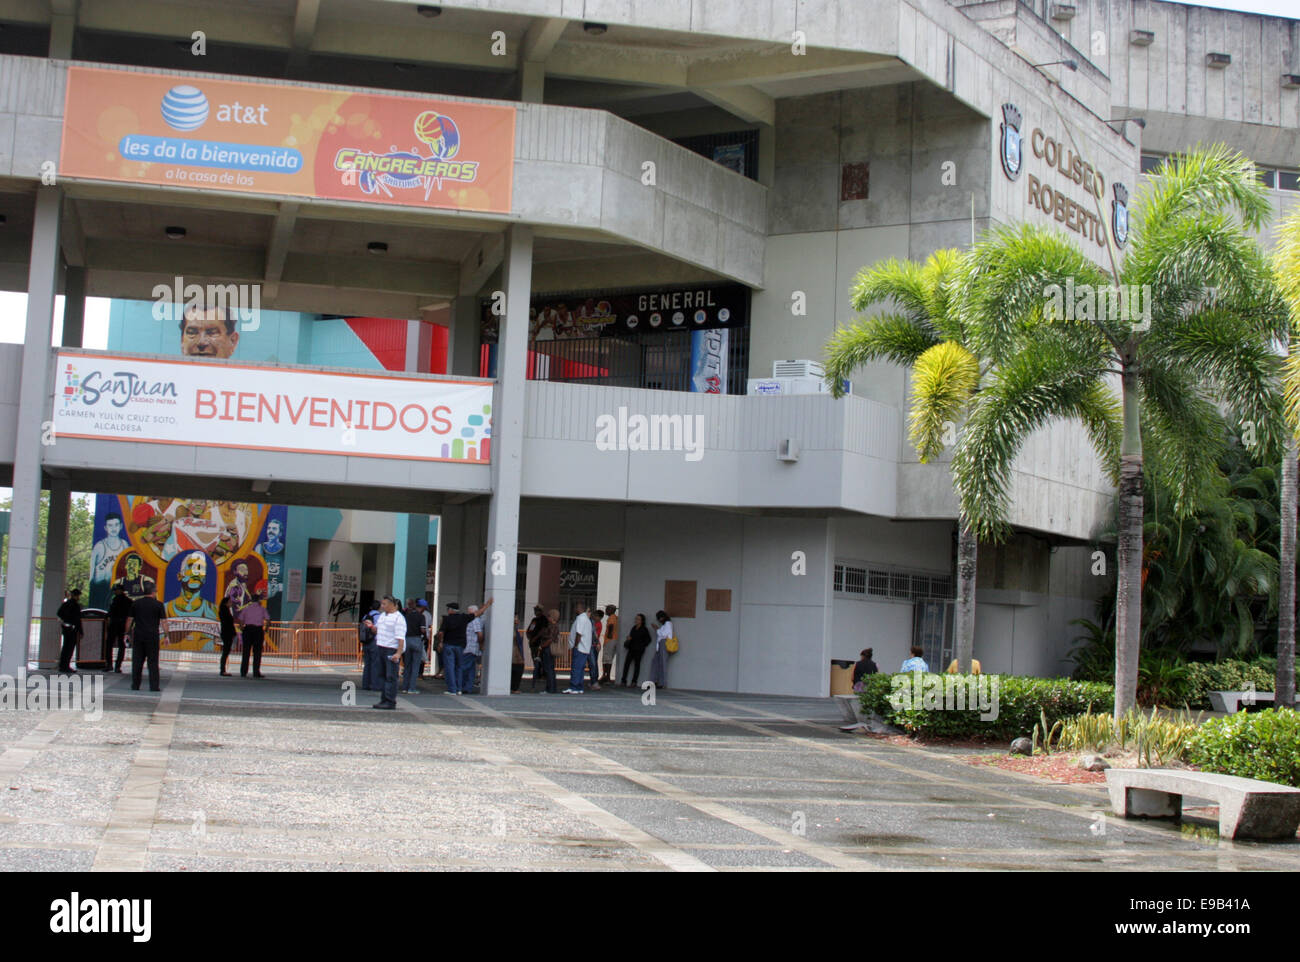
left=372, top=595, right=406, bottom=709
left=564, top=603, right=593, bottom=694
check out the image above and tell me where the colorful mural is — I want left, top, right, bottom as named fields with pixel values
left=90, top=495, right=287, bottom=651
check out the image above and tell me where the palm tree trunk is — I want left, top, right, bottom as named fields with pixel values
left=954, top=521, right=977, bottom=672
left=1114, top=369, right=1143, bottom=718
left=1279, top=435, right=1298, bottom=709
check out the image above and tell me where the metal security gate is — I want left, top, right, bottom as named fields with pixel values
left=912, top=599, right=954, bottom=672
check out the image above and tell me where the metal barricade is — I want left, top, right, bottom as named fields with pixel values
left=292, top=626, right=363, bottom=669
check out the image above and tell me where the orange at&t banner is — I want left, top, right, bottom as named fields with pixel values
left=60, top=67, right=515, bottom=214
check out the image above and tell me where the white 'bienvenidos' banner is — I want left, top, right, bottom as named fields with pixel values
left=53, top=352, right=493, bottom=463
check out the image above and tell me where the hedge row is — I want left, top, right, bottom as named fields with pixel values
left=856, top=673, right=1114, bottom=740
left=1186, top=708, right=1300, bottom=787
left=1183, top=659, right=1281, bottom=710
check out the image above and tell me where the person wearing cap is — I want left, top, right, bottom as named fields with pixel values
left=436, top=602, right=467, bottom=693
left=372, top=595, right=405, bottom=709
left=461, top=599, right=495, bottom=694
left=57, top=588, right=84, bottom=674
left=400, top=597, right=426, bottom=694
left=106, top=583, right=133, bottom=674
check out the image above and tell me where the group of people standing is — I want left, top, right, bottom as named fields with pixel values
left=355, top=595, right=678, bottom=699
left=358, top=596, right=493, bottom=707
left=523, top=602, right=674, bottom=695
left=58, top=584, right=169, bottom=692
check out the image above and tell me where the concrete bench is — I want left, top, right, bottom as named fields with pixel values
left=1106, top=768, right=1300, bottom=840
left=1208, top=690, right=1274, bottom=713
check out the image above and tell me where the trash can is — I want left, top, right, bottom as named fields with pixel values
left=829, top=660, right=855, bottom=696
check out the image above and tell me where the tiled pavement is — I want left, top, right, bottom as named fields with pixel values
left=0, top=666, right=1296, bottom=871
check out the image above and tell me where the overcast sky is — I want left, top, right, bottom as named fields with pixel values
left=1185, top=0, right=1297, bottom=15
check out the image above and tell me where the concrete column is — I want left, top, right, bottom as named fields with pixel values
left=482, top=225, right=532, bottom=694
left=392, top=514, right=430, bottom=604
left=1, top=188, right=62, bottom=677
left=62, top=266, right=86, bottom=348
left=757, top=123, right=776, bottom=188
left=519, top=62, right=545, bottom=103
left=44, top=478, right=72, bottom=619
left=446, top=295, right=481, bottom=377
left=49, top=14, right=75, bottom=60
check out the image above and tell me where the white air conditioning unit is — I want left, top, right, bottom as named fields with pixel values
left=777, top=439, right=800, bottom=462
left=772, top=359, right=825, bottom=379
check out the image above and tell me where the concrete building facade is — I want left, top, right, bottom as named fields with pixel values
left=0, top=0, right=1296, bottom=695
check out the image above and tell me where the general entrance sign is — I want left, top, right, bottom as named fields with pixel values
left=53, top=352, right=494, bottom=463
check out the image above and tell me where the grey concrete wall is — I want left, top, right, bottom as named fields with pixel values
left=1045, top=0, right=1300, bottom=167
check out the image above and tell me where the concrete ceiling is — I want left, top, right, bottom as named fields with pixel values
left=2, top=0, right=914, bottom=128
left=0, top=177, right=729, bottom=318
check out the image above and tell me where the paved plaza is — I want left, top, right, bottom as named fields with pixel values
left=0, top=667, right=1296, bottom=872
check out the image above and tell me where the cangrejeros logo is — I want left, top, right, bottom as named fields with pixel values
left=61, top=364, right=179, bottom=409
left=334, top=109, right=478, bottom=199
left=161, top=85, right=210, bottom=131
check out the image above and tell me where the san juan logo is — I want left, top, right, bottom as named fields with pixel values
left=1000, top=103, right=1023, bottom=181
left=61, top=363, right=85, bottom=406
left=334, top=110, right=479, bottom=200
left=1112, top=182, right=1130, bottom=248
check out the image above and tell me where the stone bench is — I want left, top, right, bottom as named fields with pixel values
left=1208, top=690, right=1274, bottom=713
left=1106, top=768, right=1300, bottom=840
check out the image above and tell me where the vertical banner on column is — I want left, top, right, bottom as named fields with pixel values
left=690, top=328, right=728, bottom=394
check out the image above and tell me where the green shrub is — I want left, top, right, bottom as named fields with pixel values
left=857, top=673, right=1113, bottom=740
left=1183, top=659, right=1281, bottom=709
left=1186, top=708, right=1300, bottom=787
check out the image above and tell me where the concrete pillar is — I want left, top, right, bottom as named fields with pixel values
left=520, top=61, right=545, bottom=103
left=392, top=514, right=430, bottom=604
left=1, top=188, right=62, bottom=677
left=49, top=14, right=75, bottom=60
left=757, top=123, right=776, bottom=188
left=44, top=478, right=72, bottom=619
left=62, top=266, right=86, bottom=348
left=482, top=225, right=532, bottom=694
left=446, top=295, right=481, bottom=377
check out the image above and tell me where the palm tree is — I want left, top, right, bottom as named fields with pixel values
left=823, top=249, right=985, bottom=672
left=1275, top=205, right=1300, bottom=709
left=953, top=146, right=1286, bottom=717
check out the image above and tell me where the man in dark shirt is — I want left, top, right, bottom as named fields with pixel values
left=56, top=589, right=84, bottom=673
left=125, top=593, right=168, bottom=692
left=435, top=602, right=471, bottom=695
left=853, top=648, right=879, bottom=685
left=106, top=584, right=133, bottom=673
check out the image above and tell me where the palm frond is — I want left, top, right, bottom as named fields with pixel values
left=907, top=341, right=980, bottom=462
left=822, top=315, right=940, bottom=396
left=1131, top=145, right=1273, bottom=243
left=952, top=335, right=1111, bottom=540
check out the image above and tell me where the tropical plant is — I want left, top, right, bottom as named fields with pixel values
left=1058, top=706, right=1201, bottom=766
left=1188, top=708, right=1300, bottom=786
left=822, top=250, right=983, bottom=671
left=954, top=145, right=1288, bottom=717
left=1275, top=204, right=1300, bottom=709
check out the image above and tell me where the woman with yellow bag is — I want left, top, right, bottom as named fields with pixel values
left=650, top=610, right=676, bottom=691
